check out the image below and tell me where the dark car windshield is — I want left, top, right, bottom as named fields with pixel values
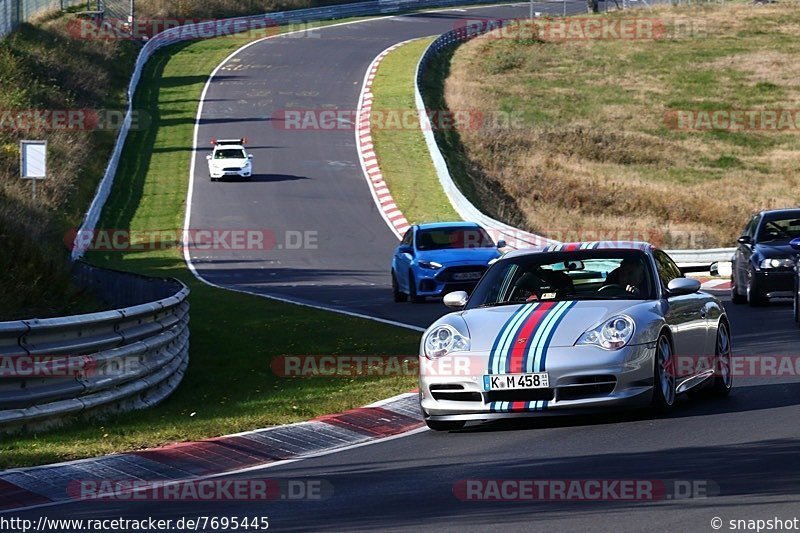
left=465, top=249, right=656, bottom=309
left=215, top=149, right=246, bottom=159
left=416, top=227, right=495, bottom=251
left=756, top=215, right=800, bottom=243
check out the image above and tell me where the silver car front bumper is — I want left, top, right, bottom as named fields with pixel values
left=420, top=343, right=656, bottom=421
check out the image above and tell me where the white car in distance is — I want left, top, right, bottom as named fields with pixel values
left=207, top=138, right=253, bottom=181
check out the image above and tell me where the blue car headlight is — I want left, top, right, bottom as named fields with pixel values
left=418, top=260, right=443, bottom=270
left=576, top=316, right=635, bottom=350
left=424, top=325, right=470, bottom=359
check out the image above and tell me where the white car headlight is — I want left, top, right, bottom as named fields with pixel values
left=424, top=324, right=470, bottom=359
left=576, top=315, right=635, bottom=350
left=759, top=258, right=794, bottom=269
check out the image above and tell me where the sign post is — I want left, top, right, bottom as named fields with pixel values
left=20, top=140, right=47, bottom=201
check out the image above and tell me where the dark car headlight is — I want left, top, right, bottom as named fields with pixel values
left=418, top=260, right=443, bottom=270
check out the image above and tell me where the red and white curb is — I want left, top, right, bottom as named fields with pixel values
left=699, top=278, right=732, bottom=291
left=355, top=40, right=418, bottom=239
left=0, top=392, right=423, bottom=512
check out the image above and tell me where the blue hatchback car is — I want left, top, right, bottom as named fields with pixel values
left=392, top=222, right=504, bottom=303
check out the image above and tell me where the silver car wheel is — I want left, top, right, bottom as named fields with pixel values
left=717, top=323, right=733, bottom=390
left=657, top=337, right=675, bottom=406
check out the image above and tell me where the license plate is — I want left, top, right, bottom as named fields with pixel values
left=452, top=271, right=482, bottom=281
left=484, top=373, right=549, bottom=391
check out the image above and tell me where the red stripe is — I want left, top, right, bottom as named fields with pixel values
left=507, top=302, right=555, bottom=373
left=564, top=242, right=580, bottom=252
left=510, top=401, right=526, bottom=411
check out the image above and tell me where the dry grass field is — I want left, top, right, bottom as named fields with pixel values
left=441, top=2, right=800, bottom=248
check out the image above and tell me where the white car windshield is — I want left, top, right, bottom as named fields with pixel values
left=466, top=250, right=656, bottom=308
left=215, top=149, right=246, bottom=159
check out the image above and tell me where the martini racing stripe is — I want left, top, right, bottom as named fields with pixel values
left=507, top=302, right=556, bottom=374
left=530, top=300, right=577, bottom=373
left=544, top=242, right=601, bottom=252
left=488, top=300, right=577, bottom=375
left=488, top=303, right=537, bottom=375
left=489, top=400, right=547, bottom=413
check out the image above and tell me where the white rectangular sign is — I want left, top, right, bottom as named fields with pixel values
left=21, top=140, right=47, bottom=179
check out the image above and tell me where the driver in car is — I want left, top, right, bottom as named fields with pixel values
left=605, top=258, right=645, bottom=295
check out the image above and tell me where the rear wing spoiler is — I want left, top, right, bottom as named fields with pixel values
left=211, top=138, right=247, bottom=146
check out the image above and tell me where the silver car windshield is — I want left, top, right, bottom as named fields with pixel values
left=466, top=250, right=656, bottom=309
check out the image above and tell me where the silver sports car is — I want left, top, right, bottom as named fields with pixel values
left=419, top=241, right=733, bottom=431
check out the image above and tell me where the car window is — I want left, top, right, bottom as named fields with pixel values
left=465, top=250, right=656, bottom=308
left=744, top=215, right=759, bottom=239
left=653, top=250, right=682, bottom=289
left=755, top=215, right=800, bottom=243
left=401, top=228, right=413, bottom=247
left=416, top=227, right=495, bottom=251
left=215, top=149, right=246, bottom=159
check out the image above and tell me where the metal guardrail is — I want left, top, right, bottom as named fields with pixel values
left=414, top=20, right=736, bottom=264
left=0, top=263, right=189, bottom=434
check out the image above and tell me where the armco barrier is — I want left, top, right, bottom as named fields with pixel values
left=414, top=21, right=736, bottom=263
left=0, top=262, right=189, bottom=434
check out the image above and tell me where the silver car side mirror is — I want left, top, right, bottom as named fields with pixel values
left=206, top=154, right=212, bottom=160
left=443, top=291, right=469, bottom=308
left=666, top=278, right=701, bottom=297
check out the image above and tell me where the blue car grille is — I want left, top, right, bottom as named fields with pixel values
left=435, top=265, right=487, bottom=282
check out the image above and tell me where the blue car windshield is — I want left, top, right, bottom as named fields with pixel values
left=466, top=250, right=656, bottom=309
left=416, top=227, right=495, bottom=251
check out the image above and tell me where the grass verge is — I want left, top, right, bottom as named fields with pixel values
left=370, top=37, right=460, bottom=224
left=440, top=3, right=800, bottom=248
left=0, top=15, right=138, bottom=319
left=0, top=18, right=420, bottom=470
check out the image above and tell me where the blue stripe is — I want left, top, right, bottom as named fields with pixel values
left=492, top=304, right=538, bottom=374
left=538, top=301, right=577, bottom=372
left=527, top=301, right=569, bottom=373
left=487, top=305, right=527, bottom=374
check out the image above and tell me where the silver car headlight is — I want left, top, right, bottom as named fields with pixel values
left=576, top=315, right=635, bottom=350
left=424, top=324, right=470, bottom=359
left=759, top=258, right=794, bottom=269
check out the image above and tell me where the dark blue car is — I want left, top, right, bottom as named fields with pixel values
left=731, top=209, right=800, bottom=306
left=392, top=222, right=504, bottom=303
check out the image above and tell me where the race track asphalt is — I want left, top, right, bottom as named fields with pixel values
left=186, top=1, right=584, bottom=328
